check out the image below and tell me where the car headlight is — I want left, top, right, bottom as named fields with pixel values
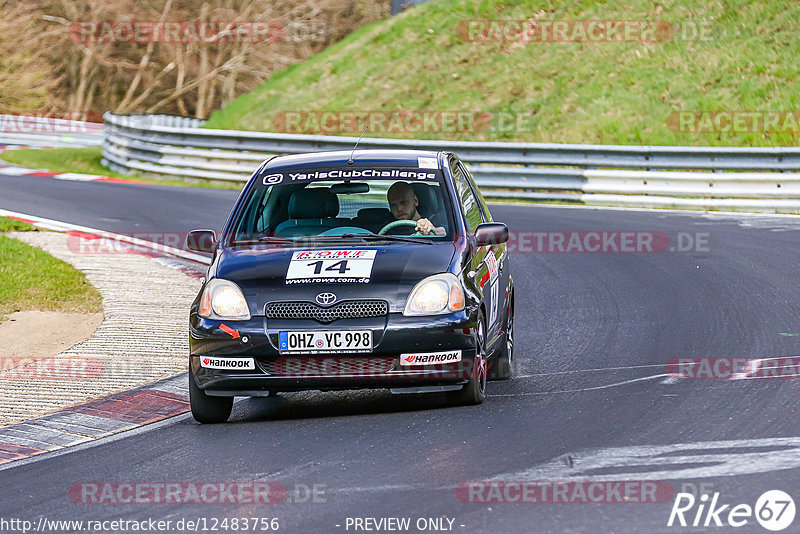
left=198, top=279, right=251, bottom=320
left=403, top=273, right=465, bottom=316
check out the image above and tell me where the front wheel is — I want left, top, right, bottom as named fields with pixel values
left=446, top=312, right=487, bottom=406
left=189, top=367, right=233, bottom=424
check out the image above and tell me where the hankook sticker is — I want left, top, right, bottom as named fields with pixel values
left=400, top=350, right=462, bottom=366
left=200, top=357, right=255, bottom=370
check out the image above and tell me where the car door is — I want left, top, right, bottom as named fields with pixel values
left=450, top=158, right=494, bottom=337
left=457, top=160, right=507, bottom=346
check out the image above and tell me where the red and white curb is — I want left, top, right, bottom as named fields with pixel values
left=0, top=155, right=144, bottom=184
left=0, top=373, right=188, bottom=466
left=1, top=228, right=200, bottom=427
left=0, top=208, right=211, bottom=269
left=0, top=212, right=212, bottom=466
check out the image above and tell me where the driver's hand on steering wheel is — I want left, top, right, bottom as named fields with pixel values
left=415, top=218, right=446, bottom=236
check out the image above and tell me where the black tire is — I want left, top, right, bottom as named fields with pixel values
left=446, top=312, right=488, bottom=406
left=189, top=368, right=233, bottom=424
left=489, top=298, right=514, bottom=380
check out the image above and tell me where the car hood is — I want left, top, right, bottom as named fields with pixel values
left=214, top=241, right=458, bottom=315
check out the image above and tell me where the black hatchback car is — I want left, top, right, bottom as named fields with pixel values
left=186, top=149, right=514, bottom=423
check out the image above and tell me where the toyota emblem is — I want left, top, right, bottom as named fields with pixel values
left=316, top=292, right=337, bottom=305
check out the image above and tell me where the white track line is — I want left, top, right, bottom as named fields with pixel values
left=490, top=373, right=670, bottom=396
left=514, top=362, right=682, bottom=378
left=0, top=208, right=210, bottom=265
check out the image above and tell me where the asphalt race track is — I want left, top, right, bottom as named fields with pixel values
left=2, top=175, right=800, bottom=533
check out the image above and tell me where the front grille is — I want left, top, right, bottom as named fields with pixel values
left=260, top=357, right=395, bottom=376
left=265, top=300, right=388, bottom=323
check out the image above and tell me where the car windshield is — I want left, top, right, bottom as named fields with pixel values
left=227, top=165, right=455, bottom=244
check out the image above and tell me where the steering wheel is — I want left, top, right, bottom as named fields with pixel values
left=378, top=219, right=422, bottom=236
left=318, top=226, right=370, bottom=236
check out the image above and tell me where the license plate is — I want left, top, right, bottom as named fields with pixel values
left=278, top=330, right=372, bottom=354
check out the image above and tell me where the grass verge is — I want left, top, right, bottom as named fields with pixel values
left=0, top=217, right=36, bottom=232
left=0, top=147, right=242, bottom=190
left=205, top=0, right=800, bottom=147
left=0, top=218, right=102, bottom=320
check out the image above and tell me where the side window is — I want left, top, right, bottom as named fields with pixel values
left=459, top=163, right=492, bottom=223
left=233, top=186, right=269, bottom=239
left=452, top=162, right=484, bottom=233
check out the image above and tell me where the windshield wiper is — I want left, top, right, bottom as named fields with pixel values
left=229, top=236, right=292, bottom=245
left=339, top=233, right=435, bottom=245
left=234, top=234, right=435, bottom=246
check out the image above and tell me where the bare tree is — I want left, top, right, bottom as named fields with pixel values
left=0, top=0, right=388, bottom=119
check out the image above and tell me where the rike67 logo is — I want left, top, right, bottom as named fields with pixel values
left=668, top=490, right=795, bottom=531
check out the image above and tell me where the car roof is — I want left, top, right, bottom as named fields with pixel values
left=261, top=149, right=444, bottom=171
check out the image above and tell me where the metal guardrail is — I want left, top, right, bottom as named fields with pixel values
left=102, top=113, right=800, bottom=213
left=0, top=115, right=104, bottom=148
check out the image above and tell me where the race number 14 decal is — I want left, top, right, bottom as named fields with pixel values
left=286, top=250, right=377, bottom=284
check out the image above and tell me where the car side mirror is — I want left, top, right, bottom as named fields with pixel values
left=474, top=222, right=509, bottom=246
left=186, top=229, right=217, bottom=253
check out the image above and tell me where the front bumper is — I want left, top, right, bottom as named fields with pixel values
left=189, top=312, right=477, bottom=395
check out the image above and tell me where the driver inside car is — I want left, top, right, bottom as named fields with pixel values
left=386, top=181, right=446, bottom=236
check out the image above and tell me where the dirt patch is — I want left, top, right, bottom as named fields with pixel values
left=0, top=311, right=103, bottom=363
left=0, top=231, right=199, bottom=427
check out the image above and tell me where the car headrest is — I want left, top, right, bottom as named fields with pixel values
left=356, top=207, right=393, bottom=223
left=288, top=188, right=339, bottom=219
left=411, top=183, right=439, bottom=217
